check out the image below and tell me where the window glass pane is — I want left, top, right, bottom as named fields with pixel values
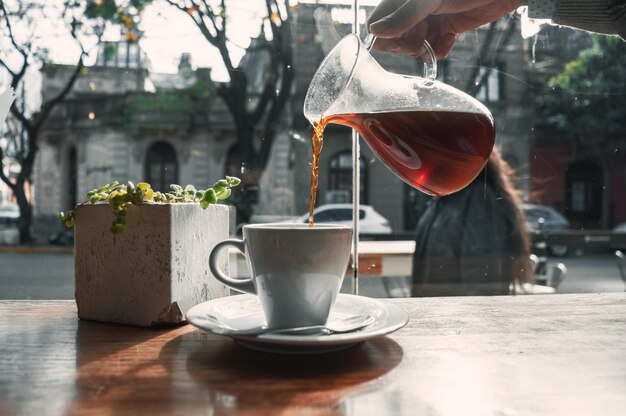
left=2, top=0, right=624, bottom=301
left=313, top=209, right=336, bottom=222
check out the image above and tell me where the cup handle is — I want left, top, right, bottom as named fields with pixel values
left=363, top=34, right=437, bottom=81
left=209, top=239, right=256, bottom=295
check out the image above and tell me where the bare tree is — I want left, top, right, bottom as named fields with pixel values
left=0, top=0, right=107, bottom=243
left=465, top=17, right=518, bottom=97
left=165, top=0, right=294, bottom=222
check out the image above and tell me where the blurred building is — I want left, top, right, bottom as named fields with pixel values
left=33, top=3, right=625, bottom=237
left=34, top=43, right=238, bottom=236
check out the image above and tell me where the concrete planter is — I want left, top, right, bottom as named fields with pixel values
left=74, top=203, right=230, bottom=327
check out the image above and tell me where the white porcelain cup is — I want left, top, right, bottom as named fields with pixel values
left=209, top=223, right=352, bottom=329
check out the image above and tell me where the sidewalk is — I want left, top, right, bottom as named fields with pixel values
left=0, top=245, right=73, bottom=254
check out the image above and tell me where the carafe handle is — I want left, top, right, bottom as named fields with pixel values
left=364, top=34, right=437, bottom=81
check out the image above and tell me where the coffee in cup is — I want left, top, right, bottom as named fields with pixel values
left=208, top=223, right=352, bottom=329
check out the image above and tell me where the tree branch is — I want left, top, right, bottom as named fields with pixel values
left=219, top=0, right=226, bottom=33
left=0, top=146, right=16, bottom=191
left=33, top=3, right=90, bottom=134
left=250, top=42, right=276, bottom=125
left=34, top=55, right=84, bottom=133
left=251, top=0, right=287, bottom=125
left=0, top=1, right=29, bottom=90
left=0, top=58, right=16, bottom=77
left=258, top=0, right=294, bottom=168
left=470, top=18, right=517, bottom=98
left=465, top=22, right=497, bottom=95
left=0, top=0, right=28, bottom=58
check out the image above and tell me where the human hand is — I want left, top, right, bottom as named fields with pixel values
left=367, top=0, right=526, bottom=58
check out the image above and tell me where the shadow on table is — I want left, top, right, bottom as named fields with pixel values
left=72, top=319, right=187, bottom=414
left=71, top=320, right=403, bottom=415
left=182, top=331, right=404, bottom=414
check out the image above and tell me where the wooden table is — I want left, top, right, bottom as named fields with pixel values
left=1, top=293, right=625, bottom=415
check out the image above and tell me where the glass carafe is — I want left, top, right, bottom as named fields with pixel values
left=304, top=34, right=495, bottom=196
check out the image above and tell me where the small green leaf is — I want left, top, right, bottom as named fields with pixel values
left=137, top=182, right=150, bottom=191
left=214, top=179, right=229, bottom=188
left=202, top=188, right=217, bottom=205
left=66, top=177, right=238, bottom=234
left=216, top=188, right=231, bottom=200
left=226, top=176, right=241, bottom=186
left=110, top=194, right=124, bottom=206
left=96, top=181, right=119, bottom=193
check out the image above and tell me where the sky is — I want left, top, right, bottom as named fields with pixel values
left=134, top=0, right=378, bottom=79
left=0, top=0, right=382, bottom=98
left=139, top=1, right=271, bottom=79
left=2, top=0, right=537, bottom=84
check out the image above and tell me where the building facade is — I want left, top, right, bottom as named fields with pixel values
left=33, top=4, right=625, bottom=238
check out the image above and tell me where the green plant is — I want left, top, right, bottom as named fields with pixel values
left=59, top=176, right=241, bottom=234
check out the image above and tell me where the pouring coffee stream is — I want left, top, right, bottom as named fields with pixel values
left=305, top=34, right=495, bottom=226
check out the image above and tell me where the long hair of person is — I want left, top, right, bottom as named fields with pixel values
left=482, top=148, right=533, bottom=286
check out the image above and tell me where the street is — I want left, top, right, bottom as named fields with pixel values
left=0, top=251, right=74, bottom=299
left=0, top=250, right=624, bottom=300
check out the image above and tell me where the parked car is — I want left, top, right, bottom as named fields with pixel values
left=289, top=204, right=392, bottom=235
left=0, top=204, right=19, bottom=225
left=522, top=203, right=570, bottom=256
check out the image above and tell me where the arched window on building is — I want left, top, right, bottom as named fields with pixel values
left=145, top=141, right=178, bottom=192
left=328, top=151, right=367, bottom=204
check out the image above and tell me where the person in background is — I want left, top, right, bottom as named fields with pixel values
left=367, top=0, right=625, bottom=58
left=411, top=148, right=532, bottom=296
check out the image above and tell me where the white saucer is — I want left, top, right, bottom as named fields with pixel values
left=186, top=294, right=409, bottom=354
